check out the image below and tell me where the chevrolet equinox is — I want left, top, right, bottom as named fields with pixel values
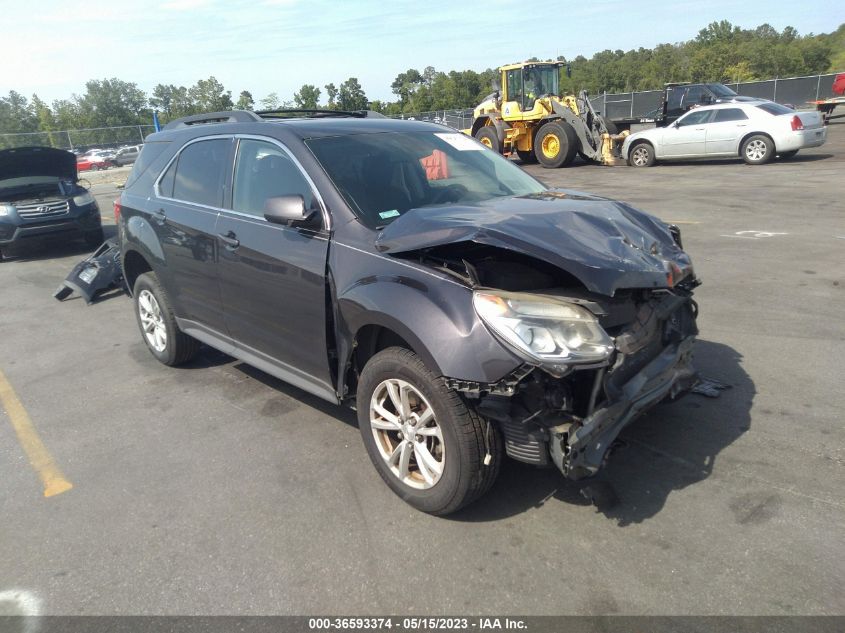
left=118, top=110, right=700, bottom=515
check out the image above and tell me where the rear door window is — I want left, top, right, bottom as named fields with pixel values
left=713, top=108, right=748, bottom=122
left=677, top=109, right=714, bottom=126
left=171, top=138, right=231, bottom=207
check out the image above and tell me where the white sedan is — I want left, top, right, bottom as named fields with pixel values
left=621, top=101, right=827, bottom=167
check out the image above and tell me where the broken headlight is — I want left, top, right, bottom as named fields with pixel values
left=473, top=291, right=615, bottom=370
left=73, top=191, right=96, bottom=206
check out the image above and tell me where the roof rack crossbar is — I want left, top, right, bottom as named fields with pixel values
left=163, top=110, right=262, bottom=130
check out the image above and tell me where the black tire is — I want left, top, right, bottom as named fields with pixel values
left=133, top=272, right=200, bottom=366
left=516, top=149, right=537, bottom=164
left=357, top=347, right=502, bottom=515
left=89, top=164, right=99, bottom=172
left=534, top=120, right=578, bottom=168
left=603, top=119, right=619, bottom=135
left=84, top=228, right=104, bottom=248
left=474, top=127, right=502, bottom=153
left=741, top=134, right=774, bottom=165
left=779, top=150, right=799, bottom=159
left=628, top=141, right=656, bottom=167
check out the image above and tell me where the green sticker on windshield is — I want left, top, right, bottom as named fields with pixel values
left=379, top=209, right=400, bottom=219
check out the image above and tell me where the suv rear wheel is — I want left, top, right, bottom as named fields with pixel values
left=133, top=272, right=200, bottom=366
left=356, top=347, right=501, bottom=515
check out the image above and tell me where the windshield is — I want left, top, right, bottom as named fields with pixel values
left=306, top=131, right=546, bottom=228
left=524, top=65, right=560, bottom=98
left=707, top=83, right=738, bottom=98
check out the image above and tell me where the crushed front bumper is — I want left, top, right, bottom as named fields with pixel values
left=550, top=334, right=697, bottom=479
left=464, top=289, right=700, bottom=480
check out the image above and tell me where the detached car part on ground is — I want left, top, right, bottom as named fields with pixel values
left=0, top=147, right=103, bottom=261
left=118, top=111, right=702, bottom=515
left=54, top=238, right=125, bottom=304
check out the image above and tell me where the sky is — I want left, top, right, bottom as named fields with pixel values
left=2, top=0, right=842, bottom=105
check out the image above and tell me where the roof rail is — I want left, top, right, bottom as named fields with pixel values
left=163, top=110, right=262, bottom=130
left=255, top=109, right=386, bottom=119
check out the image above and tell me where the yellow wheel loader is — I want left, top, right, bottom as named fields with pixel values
left=466, top=61, right=626, bottom=167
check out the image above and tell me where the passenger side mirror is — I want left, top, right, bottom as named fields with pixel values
left=264, top=195, right=319, bottom=227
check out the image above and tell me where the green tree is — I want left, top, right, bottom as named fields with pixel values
left=391, top=68, right=424, bottom=108
left=0, top=91, right=38, bottom=133
left=236, top=90, right=255, bottom=110
left=337, top=77, right=367, bottom=110
left=293, top=84, right=321, bottom=109
left=324, top=83, right=338, bottom=109
left=30, top=95, right=55, bottom=131
left=150, top=84, right=196, bottom=121
left=75, top=79, right=147, bottom=128
left=260, top=92, right=280, bottom=109
left=189, top=76, right=233, bottom=112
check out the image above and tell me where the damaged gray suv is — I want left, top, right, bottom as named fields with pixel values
left=118, top=110, right=700, bottom=515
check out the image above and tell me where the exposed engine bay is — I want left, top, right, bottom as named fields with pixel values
left=404, top=241, right=700, bottom=480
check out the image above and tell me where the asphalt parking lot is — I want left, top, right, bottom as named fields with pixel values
left=1, top=127, right=843, bottom=616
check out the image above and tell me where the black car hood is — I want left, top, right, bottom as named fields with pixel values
left=375, top=190, right=693, bottom=296
left=0, top=146, right=77, bottom=183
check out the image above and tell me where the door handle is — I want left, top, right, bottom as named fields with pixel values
left=694, top=127, right=705, bottom=130
left=152, top=208, right=166, bottom=224
left=736, top=124, right=748, bottom=127
left=217, top=230, right=240, bottom=249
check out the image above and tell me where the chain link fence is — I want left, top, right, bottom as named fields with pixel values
left=393, top=108, right=475, bottom=130
left=0, top=125, right=155, bottom=151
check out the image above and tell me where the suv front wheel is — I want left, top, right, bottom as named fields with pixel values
left=356, top=347, right=501, bottom=515
left=133, top=272, right=200, bottom=366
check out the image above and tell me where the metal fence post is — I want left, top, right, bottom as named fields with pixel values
left=773, top=78, right=778, bottom=102
left=138, top=125, right=144, bottom=142
left=816, top=75, right=821, bottom=101
left=66, top=131, right=73, bottom=150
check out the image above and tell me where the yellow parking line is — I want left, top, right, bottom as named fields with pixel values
left=0, top=368, right=73, bottom=498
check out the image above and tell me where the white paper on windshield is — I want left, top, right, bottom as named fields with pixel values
left=435, top=132, right=484, bottom=151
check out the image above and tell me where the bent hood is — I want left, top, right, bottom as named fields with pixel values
left=0, top=146, right=78, bottom=183
left=374, top=190, right=693, bottom=296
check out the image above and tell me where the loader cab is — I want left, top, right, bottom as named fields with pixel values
left=501, top=62, right=562, bottom=120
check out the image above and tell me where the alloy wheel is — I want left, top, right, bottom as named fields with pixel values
left=369, top=378, right=445, bottom=489
left=138, top=289, right=167, bottom=352
left=745, top=139, right=768, bottom=161
left=632, top=146, right=650, bottom=166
